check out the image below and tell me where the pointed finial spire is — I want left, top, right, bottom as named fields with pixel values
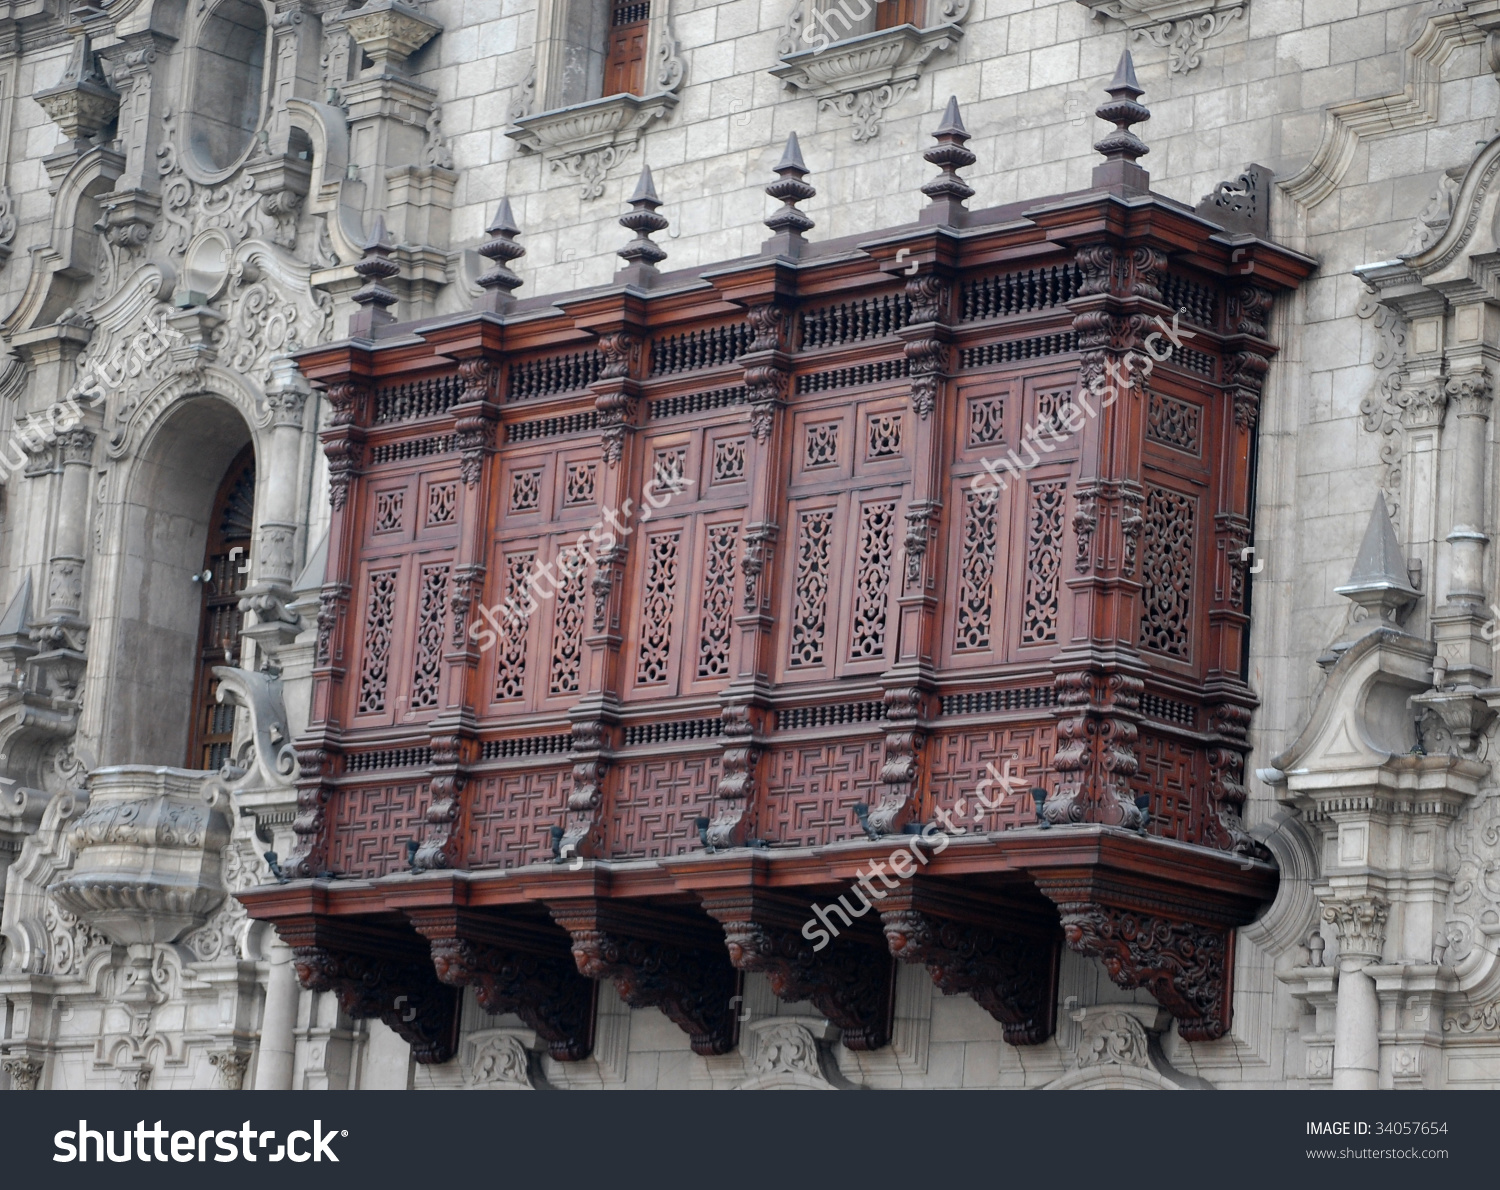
left=477, top=198, right=525, bottom=312
left=350, top=214, right=400, bottom=336
left=763, top=132, right=816, bottom=257
left=1334, top=495, right=1419, bottom=625
left=1092, top=49, right=1151, bottom=194
left=616, top=164, right=669, bottom=284
left=920, top=96, right=976, bottom=227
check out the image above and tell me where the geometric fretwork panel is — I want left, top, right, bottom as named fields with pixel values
left=329, top=782, right=428, bottom=878
left=760, top=737, right=884, bottom=848
left=925, top=724, right=1056, bottom=834
left=1129, top=730, right=1200, bottom=844
left=609, top=753, right=722, bottom=858
left=1138, top=483, right=1196, bottom=659
left=465, top=768, right=568, bottom=869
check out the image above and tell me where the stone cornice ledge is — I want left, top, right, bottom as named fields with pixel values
left=506, top=93, right=679, bottom=201
left=771, top=23, right=963, bottom=142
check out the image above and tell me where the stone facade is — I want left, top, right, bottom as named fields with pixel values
left=5, top=0, right=1500, bottom=1090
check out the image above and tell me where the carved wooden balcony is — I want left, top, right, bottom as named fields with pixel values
left=241, top=150, right=1314, bottom=1063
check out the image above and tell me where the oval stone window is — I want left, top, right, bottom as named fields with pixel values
left=188, top=0, right=267, bottom=172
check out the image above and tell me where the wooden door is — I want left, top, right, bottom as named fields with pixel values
left=186, top=444, right=255, bottom=770
left=604, top=0, right=649, bottom=96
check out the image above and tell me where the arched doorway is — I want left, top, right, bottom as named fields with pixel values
left=185, top=443, right=255, bottom=769
left=100, top=397, right=255, bottom=767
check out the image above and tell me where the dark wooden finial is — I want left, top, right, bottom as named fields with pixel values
left=616, top=164, right=669, bottom=284
left=350, top=214, right=399, bottom=337
left=1092, top=49, right=1151, bottom=193
left=763, top=132, right=816, bottom=257
left=920, top=95, right=976, bottom=226
left=477, top=198, right=525, bottom=312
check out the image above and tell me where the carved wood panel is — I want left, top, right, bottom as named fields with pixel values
left=608, top=752, right=723, bottom=857
left=1130, top=729, right=1203, bottom=845
left=761, top=737, right=884, bottom=847
left=465, top=767, right=569, bottom=869
left=925, top=723, right=1056, bottom=833
left=329, top=781, right=429, bottom=878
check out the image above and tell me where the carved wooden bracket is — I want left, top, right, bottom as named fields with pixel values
left=277, top=918, right=460, bottom=1063
left=878, top=882, right=1058, bottom=1045
left=409, top=908, right=596, bottom=1061
left=548, top=899, right=740, bottom=1056
left=701, top=890, right=894, bottom=1051
left=1035, top=881, right=1233, bottom=1042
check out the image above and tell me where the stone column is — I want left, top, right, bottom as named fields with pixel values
left=241, top=356, right=310, bottom=664
left=254, top=943, right=300, bottom=1090
left=1326, top=896, right=1387, bottom=1091
left=45, top=428, right=94, bottom=622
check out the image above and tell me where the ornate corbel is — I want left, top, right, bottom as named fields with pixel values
left=320, top=381, right=370, bottom=511
left=547, top=900, right=740, bottom=1056
left=410, top=908, right=597, bottom=1061
left=1079, top=2, right=1246, bottom=75
left=592, top=331, right=642, bottom=465
left=740, top=523, right=779, bottom=612
left=287, top=744, right=338, bottom=879
left=867, top=685, right=932, bottom=835
left=559, top=719, right=615, bottom=860
left=701, top=891, right=894, bottom=1050
left=1036, top=885, right=1234, bottom=1042
left=879, top=883, right=1059, bottom=1045
left=282, top=919, right=460, bottom=1064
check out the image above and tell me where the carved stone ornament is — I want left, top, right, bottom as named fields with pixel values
left=771, top=12, right=969, bottom=142
left=3, top=1057, right=44, bottom=1090
left=508, top=97, right=679, bottom=202
left=1076, top=1009, right=1151, bottom=1068
left=208, top=1049, right=251, bottom=1090
left=1079, top=1, right=1246, bottom=74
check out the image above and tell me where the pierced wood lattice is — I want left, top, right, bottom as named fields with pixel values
left=955, top=488, right=997, bottom=653
left=356, top=569, right=398, bottom=714
left=373, top=490, right=404, bottom=533
left=1138, top=484, right=1196, bottom=658
left=1020, top=481, right=1066, bottom=646
left=426, top=481, right=456, bottom=526
left=696, top=522, right=739, bottom=679
left=712, top=438, right=746, bottom=483
left=1146, top=391, right=1201, bottom=455
left=866, top=414, right=902, bottom=459
left=510, top=468, right=542, bottom=512
left=967, top=395, right=1004, bottom=447
left=564, top=462, right=597, bottom=506
left=549, top=561, right=587, bottom=696
left=789, top=509, right=834, bottom=668
left=849, top=500, right=896, bottom=661
left=803, top=423, right=839, bottom=468
left=636, top=530, right=681, bottom=685
left=410, top=564, right=450, bottom=710
left=494, top=551, right=535, bottom=702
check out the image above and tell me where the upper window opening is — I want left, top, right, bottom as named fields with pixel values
left=189, top=0, right=268, bottom=172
